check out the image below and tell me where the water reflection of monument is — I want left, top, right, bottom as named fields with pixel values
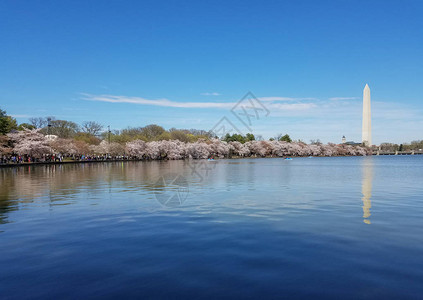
left=361, top=158, right=373, bottom=224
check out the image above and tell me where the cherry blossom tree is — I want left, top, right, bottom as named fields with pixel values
left=229, top=141, right=250, bottom=157
left=7, top=129, right=51, bottom=158
left=186, top=141, right=210, bottom=159
left=245, top=141, right=269, bottom=157
left=126, top=140, right=147, bottom=158
left=5, top=128, right=370, bottom=161
left=73, top=140, right=92, bottom=155
left=50, top=138, right=79, bottom=155
left=145, top=141, right=161, bottom=159
left=0, top=135, right=11, bottom=156
left=308, top=144, right=321, bottom=156
left=161, top=140, right=186, bottom=160
left=209, top=138, right=230, bottom=158
left=91, top=140, right=125, bottom=156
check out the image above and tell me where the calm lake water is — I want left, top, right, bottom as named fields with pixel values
left=1, top=156, right=423, bottom=299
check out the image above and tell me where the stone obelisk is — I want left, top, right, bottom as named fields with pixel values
left=362, top=84, right=372, bottom=146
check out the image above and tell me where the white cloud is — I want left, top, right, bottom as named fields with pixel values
left=329, top=97, right=359, bottom=101
left=10, top=114, right=30, bottom=118
left=81, top=93, right=234, bottom=108
left=264, top=99, right=423, bottom=144
left=268, top=103, right=317, bottom=110
left=259, top=97, right=317, bottom=102
left=200, top=92, right=221, bottom=96
left=80, top=93, right=316, bottom=111
left=79, top=92, right=422, bottom=144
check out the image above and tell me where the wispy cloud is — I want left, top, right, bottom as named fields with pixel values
left=329, top=97, right=359, bottom=101
left=81, top=93, right=316, bottom=111
left=259, top=97, right=317, bottom=102
left=261, top=99, right=423, bottom=144
left=201, top=92, right=221, bottom=96
left=10, top=114, right=30, bottom=118
left=269, top=103, right=317, bottom=110
left=82, top=93, right=235, bottom=108
left=78, top=92, right=422, bottom=144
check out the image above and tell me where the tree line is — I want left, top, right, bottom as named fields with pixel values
left=1, top=108, right=297, bottom=147
left=3, top=128, right=371, bottom=163
left=2, top=106, right=409, bottom=164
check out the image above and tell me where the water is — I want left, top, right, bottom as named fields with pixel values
left=1, top=156, right=423, bottom=299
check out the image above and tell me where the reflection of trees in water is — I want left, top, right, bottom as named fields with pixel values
left=361, top=158, right=374, bottom=224
left=0, top=168, right=23, bottom=224
left=0, top=161, right=184, bottom=224
left=0, top=195, right=16, bottom=225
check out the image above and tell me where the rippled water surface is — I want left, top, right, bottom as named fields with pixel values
left=1, top=156, right=423, bottom=299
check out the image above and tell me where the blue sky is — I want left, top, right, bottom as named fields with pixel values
left=1, top=0, right=422, bottom=144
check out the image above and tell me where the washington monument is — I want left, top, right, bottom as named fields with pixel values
left=362, top=84, right=372, bottom=146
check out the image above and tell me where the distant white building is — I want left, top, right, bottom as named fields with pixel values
left=342, top=136, right=346, bottom=144
left=362, top=84, right=372, bottom=146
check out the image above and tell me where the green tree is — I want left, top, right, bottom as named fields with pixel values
left=118, top=127, right=146, bottom=141
left=18, top=123, right=36, bottom=130
left=170, top=130, right=191, bottom=142
left=278, top=134, right=292, bottom=143
left=155, top=132, right=171, bottom=141
left=245, top=133, right=255, bottom=141
left=45, top=120, right=80, bottom=138
left=223, top=133, right=258, bottom=143
left=29, top=117, right=48, bottom=129
left=310, top=139, right=322, bottom=145
left=140, top=124, right=165, bottom=141
left=0, top=108, right=18, bottom=135
left=409, top=140, right=423, bottom=150
left=74, top=132, right=101, bottom=145
left=223, top=133, right=247, bottom=143
left=380, top=143, right=399, bottom=152
left=223, top=133, right=231, bottom=142
left=81, top=121, right=103, bottom=136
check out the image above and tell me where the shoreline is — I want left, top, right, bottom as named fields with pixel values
left=0, top=159, right=141, bottom=168
left=0, top=155, right=375, bottom=168
left=1, top=154, right=421, bottom=168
